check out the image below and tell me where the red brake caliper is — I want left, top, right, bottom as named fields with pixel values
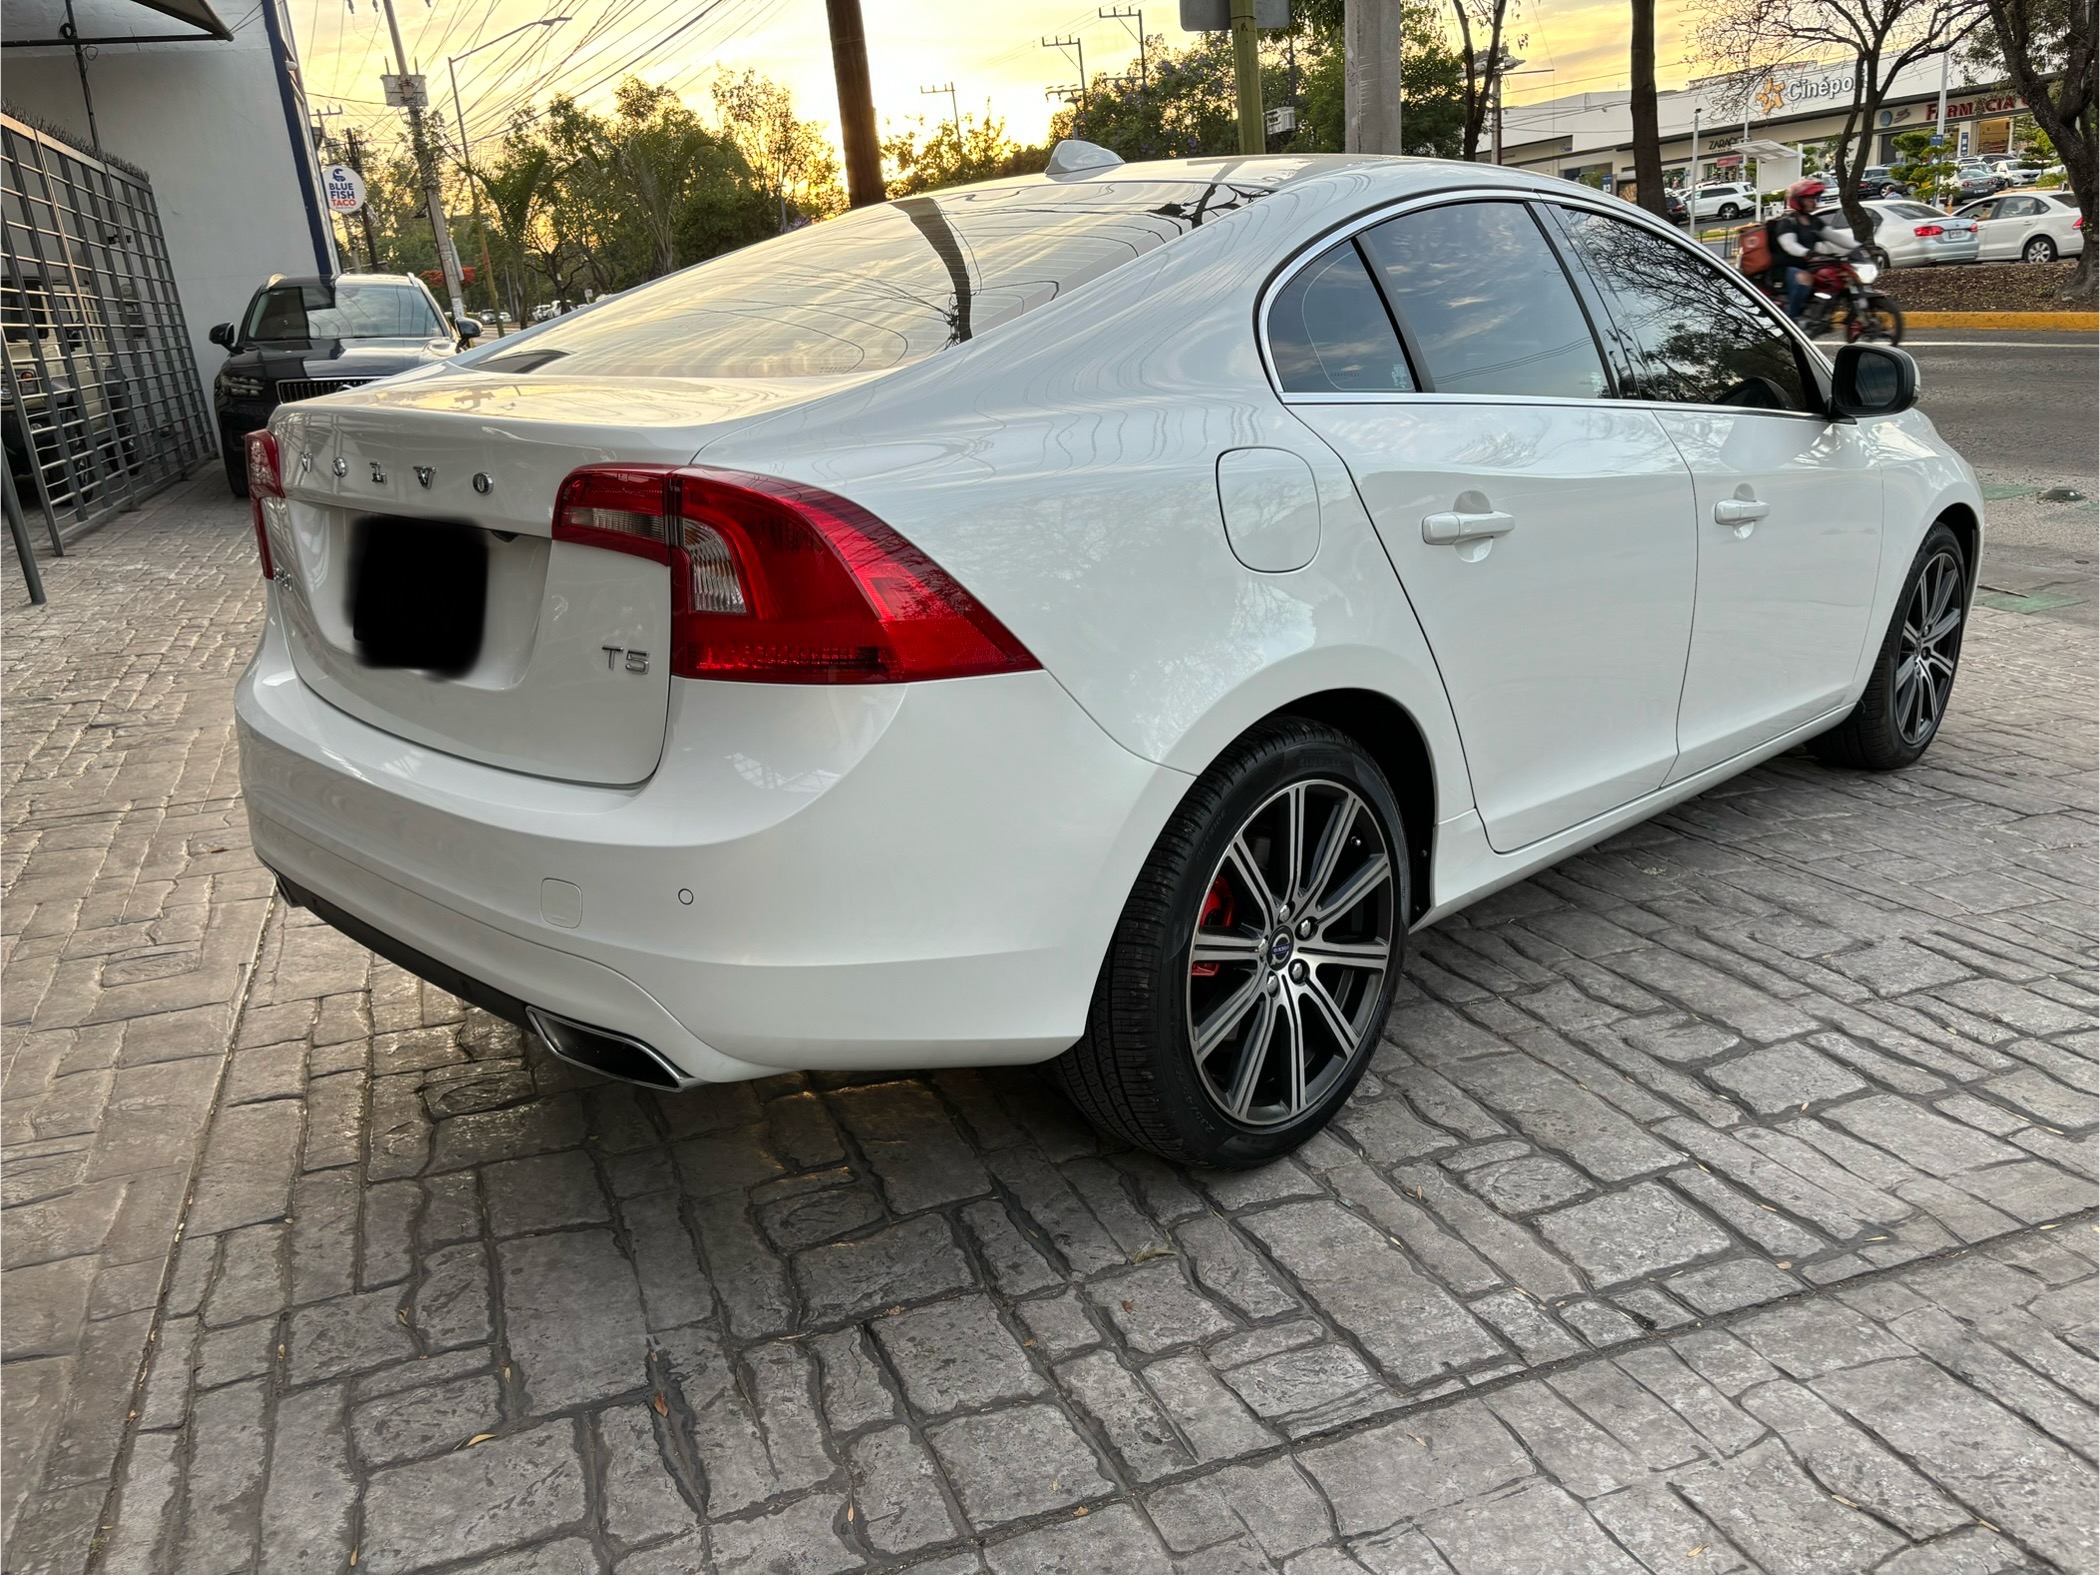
left=1192, top=875, right=1236, bottom=977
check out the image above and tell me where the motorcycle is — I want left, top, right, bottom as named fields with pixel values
left=1757, top=250, right=1905, bottom=345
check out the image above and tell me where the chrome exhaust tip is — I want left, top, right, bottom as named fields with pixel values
left=526, top=1006, right=687, bottom=1091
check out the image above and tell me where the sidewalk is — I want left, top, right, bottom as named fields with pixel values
left=3, top=479, right=2094, bottom=1573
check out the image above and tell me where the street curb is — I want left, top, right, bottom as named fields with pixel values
left=1904, top=310, right=2098, bottom=329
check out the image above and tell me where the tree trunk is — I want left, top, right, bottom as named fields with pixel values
left=1983, top=0, right=2096, bottom=294
left=1629, top=0, right=1665, bottom=214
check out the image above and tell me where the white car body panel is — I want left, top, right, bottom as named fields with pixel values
left=233, top=155, right=1985, bottom=1084
left=1955, top=193, right=2086, bottom=262
left=1852, top=200, right=1981, bottom=267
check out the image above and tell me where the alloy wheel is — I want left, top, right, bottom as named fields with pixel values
left=1184, top=779, right=1396, bottom=1127
left=1895, top=549, right=1964, bottom=745
left=2023, top=236, right=2056, bottom=263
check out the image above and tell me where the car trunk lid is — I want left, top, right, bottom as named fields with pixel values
left=265, top=370, right=860, bottom=785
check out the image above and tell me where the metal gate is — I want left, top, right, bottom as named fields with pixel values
left=2, top=111, right=215, bottom=550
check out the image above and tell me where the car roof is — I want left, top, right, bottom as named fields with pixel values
left=258, top=273, right=424, bottom=288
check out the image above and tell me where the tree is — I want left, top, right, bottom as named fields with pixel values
left=1887, top=126, right=1958, bottom=202
left=883, top=110, right=1048, bottom=196
left=1695, top=0, right=1990, bottom=238
left=1970, top=0, right=2095, bottom=291
left=1292, top=0, right=1468, bottom=155
left=1448, top=0, right=1523, bottom=160
left=1629, top=0, right=1667, bottom=213
left=711, top=69, right=846, bottom=227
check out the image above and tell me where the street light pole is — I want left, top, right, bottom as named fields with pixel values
left=449, top=18, right=569, bottom=333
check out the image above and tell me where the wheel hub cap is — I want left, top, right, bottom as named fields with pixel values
left=1185, top=779, right=1398, bottom=1128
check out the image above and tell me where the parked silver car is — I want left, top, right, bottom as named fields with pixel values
left=1832, top=200, right=1981, bottom=268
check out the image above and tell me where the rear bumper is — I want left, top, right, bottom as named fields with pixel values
left=236, top=599, right=1187, bottom=1081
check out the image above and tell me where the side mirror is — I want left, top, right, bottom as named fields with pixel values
left=208, top=322, right=234, bottom=349
left=1831, top=342, right=1918, bottom=418
left=456, top=317, right=482, bottom=342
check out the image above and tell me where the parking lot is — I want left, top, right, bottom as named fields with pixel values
left=2, top=338, right=2095, bottom=1573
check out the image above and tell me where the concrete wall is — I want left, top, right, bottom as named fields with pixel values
left=7, top=2, right=336, bottom=422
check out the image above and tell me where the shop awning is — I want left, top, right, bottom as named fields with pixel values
left=2, top=0, right=232, bottom=46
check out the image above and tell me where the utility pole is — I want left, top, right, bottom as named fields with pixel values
left=1932, top=49, right=1951, bottom=202
left=376, top=0, right=467, bottom=324
left=343, top=127, right=382, bottom=270
left=825, top=0, right=883, bottom=206
left=1100, top=7, right=1146, bottom=91
left=1230, top=0, right=1262, bottom=154
left=1343, top=0, right=1401, bottom=153
left=1043, top=35, right=1088, bottom=109
left=1689, top=106, right=1701, bottom=192
left=920, top=81, right=961, bottom=141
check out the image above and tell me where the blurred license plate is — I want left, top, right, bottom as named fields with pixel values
left=350, top=515, right=487, bottom=676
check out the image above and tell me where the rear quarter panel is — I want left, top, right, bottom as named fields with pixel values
left=690, top=177, right=1477, bottom=832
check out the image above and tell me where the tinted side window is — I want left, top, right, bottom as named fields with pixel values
left=1357, top=202, right=1609, bottom=399
left=1268, top=241, right=1416, bottom=393
left=1553, top=209, right=1811, bottom=412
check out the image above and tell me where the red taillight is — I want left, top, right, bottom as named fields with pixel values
left=245, top=430, right=280, bottom=579
left=1913, top=224, right=1944, bottom=237
left=550, top=465, right=1039, bottom=684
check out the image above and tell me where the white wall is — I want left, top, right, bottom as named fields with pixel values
left=7, top=5, right=335, bottom=421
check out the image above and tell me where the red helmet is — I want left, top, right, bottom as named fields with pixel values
left=1787, top=177, right=1826, bottom=213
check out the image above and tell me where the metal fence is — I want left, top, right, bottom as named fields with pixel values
left=2, top=110, right=215, bottom=552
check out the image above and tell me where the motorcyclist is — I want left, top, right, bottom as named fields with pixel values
left=1770, top=178, right=1858, bottom=321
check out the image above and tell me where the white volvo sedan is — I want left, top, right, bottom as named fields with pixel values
left=236, top=148, right=1982, bottom=1167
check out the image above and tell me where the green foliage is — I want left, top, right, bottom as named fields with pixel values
left=883, top=110, right=1049, bottom=197
left=1888, top=127, right=1958, bottom=199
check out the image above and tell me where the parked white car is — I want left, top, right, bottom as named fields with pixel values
left=1836, top=199, right=1981, bottom=267
left=236, top=149, right=1982, bottom=1165
left=1687, top=181, right=1758, bottom=221
left=1954, top=190, right=2087, bottom=263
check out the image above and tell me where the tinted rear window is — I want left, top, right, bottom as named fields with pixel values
left=468, top=177, right=1275, bottom=380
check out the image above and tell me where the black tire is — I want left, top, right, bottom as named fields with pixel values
left=2022, top=234, right=2057, bottom=264
left=1053, top=719, right=1409, bottom=1167
left=1810, top=521, right=1968, bottom=771
left=1846, top=294, right=1904, bottom=344
left=1718, top=203, right=1742, bottom=220
left=223, top=434, right=249, bottom=498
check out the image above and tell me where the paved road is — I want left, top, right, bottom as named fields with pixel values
left=3, top=482, right=2095, bottom=1575
left=1907, top=331, right=2098, bottom=622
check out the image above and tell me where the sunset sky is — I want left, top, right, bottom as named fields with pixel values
left=294, top=0, right=1707, bottom=160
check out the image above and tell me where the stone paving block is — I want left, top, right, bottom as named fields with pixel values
left=414, top=1240, right=493, bottom=1351
left=1220, top=1342, right=1395, bottom=1437
left=744, top=1338, right=836, bottom=1492
left=1588, top=1479, right=1748, bottom=1574
left=830, top=1082, right=991, bottom=1214
left=1469, top=1288, right=1584, bottom=1365
left=983, top=1501, right=1170, bottom=1573
left=1705, top=1042, right=1868, bottom=1115
left=1826, top=1094, right=2028, bottom=1177
left=691, top=1193, right=794, bottom=1338
left=982, top=1148, right=1127, bottom=1274
left=172, top=1376, right=268, bottom=1571
left=813, top=1328, right=898, bottom=1435
left=847, top=1424, right=959, bottom=1557
left=1017, top=1291, right=1103, bottom=1359
left=286, top=1287, right=415, bottom=1386
left=1737, top=1378, right=1968, bottom=1539
left=499, top=1230, right=647, bottom=1412
left=873, top=1295, right=1045, bottom=1414
left=1884, top=1304, right=2097, bottom=1454
left=618, top=1190, right=714, bottom=1333
left=483, top=1151, right=609, bottom=1237
left=1055, top=1348, right=1194, bottom=1479
left=1463, top=1153, right=1595, bottom=1215
left=1872, top=1525, right=2044, bottom=1573
left=1612, top=1345, right=1764, bottom=1456
left=1673, top=1436, right=1911, bottom=1571
left=598, top=1403, right=697, bottom=1548
left=1347, top=1523, right=1450, bottom=1573
left=1667, top=1259, right=1807, bottom=1315
left=1418, top=1478, right=1643, bottom=1574
left=656, top=1327, right=774, bottom=1517
left=1146, top=1456, right=1332, bottom=1563
left=1297, top=1402, right=1532, bottom=1536
left=259, top=1382, right=357, bottom=1571
left=1322, top=1158, right=1502, bottom=1297
left=193, top=1316, right=275, bottom=1390
left=101, top=1425, right=181, bottom=1575
left=359, top=1421, right=587, bottom=1571
left=958, top=1198, right=1063, bottom=1296
left=796, top=1215, right=974, bottom=1324
left=1485, top=1381, right=1648, bottom=1498
left=1064, top=1156, right=1170, bottom=1259
left=1087, top=1258, right=1236, bottom=1353
left=1142, top=1351, right=1278, bottom=1462
left=1242, top=1200, right=1505, bottom=1387
left=1438, top=1055, right=1681, bottom=1181
left=1387, top=1163, right=1585, bottom=1299
left=927, top=1402, right=1113, bottom=1528
left=1548, top=1361, right=1710, bottom=1473
left=758, top=1176, right=886, bottom=1255
left=1535, top=1182, right=1733, bottom=1287
left=351, top=1373, right=503, bottom=1467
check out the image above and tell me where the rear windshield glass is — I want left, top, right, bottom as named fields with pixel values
left=465, top=176, right=1275, bottom=379
left=245, top=283, right=443, bottom=344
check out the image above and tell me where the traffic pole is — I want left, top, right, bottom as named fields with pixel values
left=1231, top=0, right=1264, bottom=154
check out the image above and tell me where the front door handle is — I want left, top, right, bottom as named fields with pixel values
left=1713, top=497, right=1770, bottom=526
left=1422, top=508, right=1516, bottom=545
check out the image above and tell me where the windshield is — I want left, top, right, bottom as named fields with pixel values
left=465, top=174, right=1278, bottom=380
left=243, top=282, right=444, bottom=345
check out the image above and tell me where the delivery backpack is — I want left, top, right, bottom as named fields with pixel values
left=1737, top=220, right=1773, bottom=275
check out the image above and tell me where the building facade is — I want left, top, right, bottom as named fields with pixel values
left=1496, top=55, right=2028, bottom=194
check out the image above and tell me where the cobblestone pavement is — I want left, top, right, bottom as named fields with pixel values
left=4, top=479, right=2096, bottom=1574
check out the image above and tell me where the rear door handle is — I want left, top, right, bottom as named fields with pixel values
left=1422, top=509, right=1516, bottom=545
left=1713, top=497, right=1770, bottom=526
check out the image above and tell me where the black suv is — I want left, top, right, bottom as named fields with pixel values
left=211, top=273, right=476, bottom=494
